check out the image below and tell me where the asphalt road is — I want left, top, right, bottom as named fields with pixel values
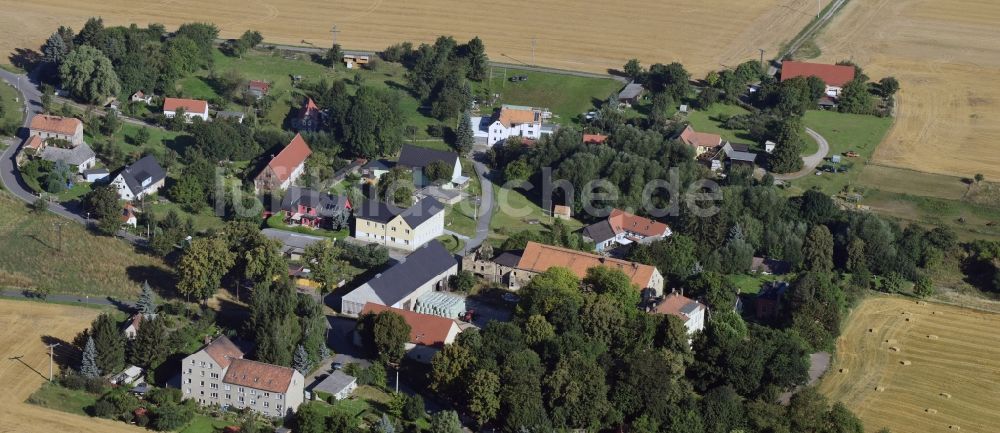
left=464, top=157, right=495, bottom=251
left=773, top=127, right=831, bottom=180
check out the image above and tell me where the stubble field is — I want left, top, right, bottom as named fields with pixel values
left=815, top=0, right=1000, bottom=180
left=0, top=0, right=829, bottom=76
left=818, top=297, right=1000, bottom=433
left=0, top=299, right=141, bottom=433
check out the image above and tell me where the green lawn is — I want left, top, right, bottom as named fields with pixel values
left=786, top=111, right=894, bottom=195
left=57, top=182, right=92, bottom=202
left=729, top=273, right=781, bottom=295
left=473, top=68, right=622, bottom=124
left=179, top=414, right=236, bottom=433
left=489, top=184, right=584, bottom=241
left=26, top=382, right=99, bottom=416
left=445, top=204, right=477, bottom=237
left=265, top=213, right=349, bottom=239
left=147, top=200, right=227, bottom=233
left=684, top=103, right=752, bottom=144
left=176, top=75, right=220, bottom=101
left=437, top=233, right=466, bottom=253
left=861, top=189, right=1000, bottom=242
left=0, top=81, right=24, bottom=133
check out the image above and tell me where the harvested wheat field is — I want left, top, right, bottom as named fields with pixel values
left=815, top=0, right=1000, bottom=180
left=818, top=296, right=1000, bottom=433
left=0, top=0, right=829, bottom=75
left=0, top=299, right=141, bottom=433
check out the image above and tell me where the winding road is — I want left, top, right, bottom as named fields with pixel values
left=773, top=127, right=830, bottom=180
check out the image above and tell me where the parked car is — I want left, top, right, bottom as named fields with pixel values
left=462, top=309, right=476, bottom=322
left=331, top=362, right=343, bottom=371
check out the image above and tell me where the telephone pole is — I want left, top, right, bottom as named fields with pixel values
left=46, top=343, right=60, bottom=382
left=759, top=48, right=766, bottom=68
left=52, top=221, right=67, bottom=252
left=330, top=25, right=340, bottom=46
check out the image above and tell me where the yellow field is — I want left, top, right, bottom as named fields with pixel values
left=0, top=299, right=142, bottom=432
left=815, top=0, right=1000, bottom=179
left=0, top=0, right=828, bottom=76
left=819, top=297, right=1000, bottom=433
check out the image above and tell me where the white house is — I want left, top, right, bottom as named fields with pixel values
left=353, top=197, right=445, bottom=251
left=181, top=336, right=305, bottom=417
left=780, top=61, right=857, bottom=98
left=110, top=155, right=166, bottom=200
left=340, top=240, right=457, bottom=316
left=111, top=365, right=145, bottom=386
left=130, top=91, right=153, bottom=105
left=582, top=208, right=672, bottom=253
left=83, top=168, right=110, bottom=183
left=121, top=314, right=142, bottom=339
left=653, top=292, right=707, bottom=335
left=396, top=144, right=466, bottom=188
left=29, top=115, right=84, bottom=146
left=482, top=104, right=551, bottom=146
left=163, top=98, right=209, bottom=122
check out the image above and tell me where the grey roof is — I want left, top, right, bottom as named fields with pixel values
left=722, top=143, right=757, bottom=163
left=757, top=281, right=789, bottom=300
left=618, top=82, right=644, bottom=100
left=83, top=167, right=109, bottom=175
left=215, top=110, right=245, bottom=119
left=356, top=197, right=444, bottom=228
left=397, top=144, right=458, bottom=169
left=363, top=240, right=456, bottom=306
left=311, top=370, right=356, bottom=395
left=582, top=220, right=616, bottom=243
left=494, top=251, right=522, bottom=268
left=39, top=142, right=95, bottom=167
left=280, top=186, right=350, bottom=216
left=363, top=159, right=394, bottom=171
left=680, top=301, right=701, bottom=315
left=261, top=228, right=326, bottom=255
left=117, top=155, right=166, bottom=195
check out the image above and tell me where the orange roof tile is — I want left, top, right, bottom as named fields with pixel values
left=583, top=134, right=609, bottom=145
left=201, top=336, right=244, bottom=369
left=678, top=125, right=722, bottom=149
left=780, top=61, right=856, bottom=87
left=497, top=106, right=540, bottom=127
left=264, top=133, right=312, bottom=182
left=607, top=209, right=670, bottom=238
left=29, top=115, right=82, bottom=136
left=516, top=242, right=657, bottom=288
left=552, top=205, right=571, bottom=216
left=223, top=359, right=296, bottom=393
left=361, top=303, right=458, bottom=347
left=654, top=293, right=704, bottom=320
left=163, top=97, right=208, bottom=114
left=23, top=135, right=44, bottom=151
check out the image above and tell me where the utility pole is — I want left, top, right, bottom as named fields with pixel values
left=759, top=48, right=766, bottom=68
left=52, top=221, right=67, bottom=252
left=46, top=343, right=59, bottom=382
left=330, top=25, right=340, bottom=47
left=817, top=0, right=822, bottom=17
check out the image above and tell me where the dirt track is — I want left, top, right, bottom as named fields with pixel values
left=0, top=0, right=829, bottom=76
left=0, top=299, right=143, bottom=433
left=815, top=0, right=1000, bottom=179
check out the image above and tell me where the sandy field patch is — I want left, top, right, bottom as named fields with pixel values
left=0, top=0, right=829, bottom=76
left=0, top=299, right=142, bottom=432
left=815, top=0, right=1000, bottom=179
left=818, top=296, right=1000, bottom=433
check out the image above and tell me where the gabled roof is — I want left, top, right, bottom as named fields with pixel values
left=582, top=220, right=617, bottom=243
left=163, top=97, right=208, bottom=114
left=280, top=186, right=350, bottom=215
left=350, top=240, right=456, bottom=307
left=496, top=105, right=541, bottom=127
left=654, top=293, right=705, bottom=321
left=607, top=209, right=670, bottom=238
left=23, top=135, right=45, bottom=152
left=312, top=370, right=357, bottom=395
left=363, top=159, right=394, bottom=171
left=39, top=142, right=96, bottom=167
left=116, top=155, right=166, bottom=195
left=397, top=144, right=459, bottom=169
left=678, top=125, right=722, bottom=149
left=516, top=242, right=658, bottom=288
left=248, top=80, right=270, bottom=92
left=198, top=335, right=245, bottom=369
left=263, top=134, right=312, bottom=183
left=361, top=303, right=459, bottom=347
left=30, top=115, right=82, bottom=135
left=223, top=358, right=296, bottom=393
left=618, top=82, right=644, bottom=100
left=582, top=134, right=609, bottom=145
left=355, top=197, right=444, bottom=228
left=261, top=228, right=326, bottom=254
left=780, top=61, right=856, bottom=87
left=299, top=98, right=321, bottom=119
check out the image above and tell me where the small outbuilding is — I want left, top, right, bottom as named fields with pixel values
left=312, top=370, right=357, bottom=401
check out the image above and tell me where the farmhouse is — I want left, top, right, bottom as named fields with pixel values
left=352, top=197, right=445, bottom=251
left=755, top=281, right=789, bottom=320
left=705, top=142, right=758, bottom=171
left=357, top=303, right=462, bottom=363
left=480, top=104, right=553, bottom=146
left=29, top=115, right=84, bottom=146
left=121, top=314, right=142, bottom=339
left=582, top=208, right=672, bottom=253
left=277, top=186, right=351, bottom=229
left=163, top=97, right=209, bottom=122
left=780, top=61, right=856, bottom=97
left=617, top=82, right=644, bottom=107
left=294, top=98, right=323, bottom=132
left=651, top=291, right=706, bottom=334
left=340, top=240, right=457, bottom=316
left=181, top=336, right=305, bottom=417
left=110, top=155, right=166, bottom=200
left=254, top=133, right=312, bottom=193
left=677, top=125, right=724, bottom=157
left=462, top=244, right=523, bottom=285
left=397, top=144, right=466, bottom=188
left=33, top=139, right=97, bottom=173
left=509, top=241, right=664, bottom=294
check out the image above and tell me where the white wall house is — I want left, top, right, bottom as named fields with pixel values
left=353, top=198, right=445, bottom=251
left=163, top=98, right=209, bottom=122
left=110, top=155, right=166, bottom=201
left=653, top=293, right=707, bottom=336
left=484, top=105, right=551, bottom=146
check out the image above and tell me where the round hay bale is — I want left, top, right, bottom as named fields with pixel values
left=926, top=408, right=937, bottom=414
left=839, top=368, right=849, bottom=373
left=905, top=317, right=912, bottom=322
left=940, top=392, right=952, bottom=398
left=949, top=425, right=961, bottom=431
left=900, top=360, right=912, bottom=366
left=868, top=328, right=875, bottom=333
left=890, top=346, right=901, bottom=352
left=875, top=386, right=886, bottom=392
left=928, top=335, right=939, bottom=340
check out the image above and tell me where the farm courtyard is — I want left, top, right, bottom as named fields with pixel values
left=815, top=0, right=1000, bottom=180
left=0, top=0, right=829, bottom=76
left=0, top=299, right=141, bottom=433
left=818, top=296, right=1000, bottom=433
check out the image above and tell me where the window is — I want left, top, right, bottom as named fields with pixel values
left=211, top=373, right=219, bottom=379
left=249, top=399, right=256, bottom=405
left=185, top=378, right=191, bottom=384
left=277, top=404, right=282, bottom=411
left=200, top=371, right=205, bottom=377
left=226, top=394, right=231, bottom=400
left=187, top=368, right=192, bottom=374
left=239, top=387, right=245, bottom=393
left=392, top=227, right=396, bottom=232
left=189, top=359, right=194, bottom=365
left=276, top=394, right=283, bottom=400
left=239, top=396, right=245, bottom=402
left=200, top=361, right=206, bottom=367
left=224, top=385, right=231, bottom=391
left=263, top=401, right=269, bottom=408
left=263, top=392, right=270, bottom=398
left=186, top=388, right=191, bottom=394
left=200, top=381, right=204, bottom=386
left=211, top=392, right=218, bottom=398
left=210, top=383, right=219, bottom=389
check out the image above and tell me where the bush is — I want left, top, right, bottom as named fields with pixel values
left=427, top=124, right=445, bottom=138
left=90, top=399, right=117, bottom=418
left=403, top=394, right=426, bottom=421
left=152, top=403, right=194, bottom=431
left=59, top=371, right=106, bottom=394
left=147, top=387, right=182, bottom=405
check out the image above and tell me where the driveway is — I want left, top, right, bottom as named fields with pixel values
left=464, top=154, right=495, bottom=251
left=772, top=127, right=830, bottom=181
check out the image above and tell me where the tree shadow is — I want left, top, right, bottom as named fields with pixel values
left=383, top=80, right=410, bottom=94
left=163, top=134, right=195, bottom=156
left=211, top=296, right=251, bottom=331
left=8, top=48, right=40, bottom=71
left=41, top=335, right=81, bottom=370
left=126, top=265, right=177, bottom=297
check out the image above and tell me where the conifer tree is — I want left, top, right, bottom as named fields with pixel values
left=80, top=336, right=100, bottom=378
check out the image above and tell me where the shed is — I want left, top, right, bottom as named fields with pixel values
left=552, top=205, right=571, bottom=220
left=311, top=370, right=357, bottom=401
left=83, top=167, right=110, bottom=183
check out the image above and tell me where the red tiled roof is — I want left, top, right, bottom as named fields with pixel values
left=300, top=98, right=320, bottom=118
left=583, top=134, right=609, bottom=145
left=201, top=336, right=244, bottom=369
left=29, top=115, right=82, bottom=136
left=248, top=80, right=270, bottom=92
left=654, top=293, right=704, bottom=320
left=223, top=358, right=296, bottom=393
left=780, top=61, right=856, bottom=87
left=678, top=125, right=722, bottom=149
left=23, top=135, right=44, bottom=151
left=607, top=209, right=670, bottom=238
left=361, top=303, right=458, bottom=347
left=497, top=106, right=540, bottom=127
left=265, top=134, right=313, bottom=182
left=552, top=205, right=571, bottom=216
left=516, top=242, right=657, bottom=288
left=163, top=97, right=208, bottom=114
